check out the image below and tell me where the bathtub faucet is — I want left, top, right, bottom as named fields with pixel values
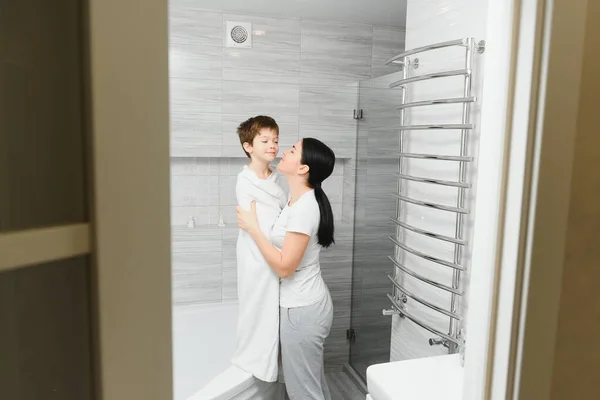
left=428, top=338, right=450, bottom=348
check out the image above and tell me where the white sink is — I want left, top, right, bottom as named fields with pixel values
left=366, top=354, right=463, bottom=400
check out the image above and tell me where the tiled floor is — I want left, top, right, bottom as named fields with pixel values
left=327, top=371, right=367, bottom=400
left=282, top=372, right=365, bottom=400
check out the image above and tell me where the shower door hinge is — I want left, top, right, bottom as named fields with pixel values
left=346, top=328, right=356, bottom=342
left=353, top=109, right=363, bottom=120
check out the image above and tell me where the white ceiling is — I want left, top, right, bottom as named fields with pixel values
left=188, top=0, right=407, bottom=27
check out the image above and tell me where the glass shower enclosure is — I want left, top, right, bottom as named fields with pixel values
left=348, top=75, right=402, bottom=380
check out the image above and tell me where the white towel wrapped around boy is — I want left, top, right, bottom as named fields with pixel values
left=232, top=164, right=287, bottom=382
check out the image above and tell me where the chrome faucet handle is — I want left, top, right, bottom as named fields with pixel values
left=382, top=308, right=400, bottom=316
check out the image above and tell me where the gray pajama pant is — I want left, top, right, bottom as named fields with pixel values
left=280, top=292, right=334, bottom=400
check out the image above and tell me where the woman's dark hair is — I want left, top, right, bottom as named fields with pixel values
left=301, top=138, right=336, bottom=248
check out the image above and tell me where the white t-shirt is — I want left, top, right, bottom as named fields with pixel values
left=270, top=190, right=328, bottom=308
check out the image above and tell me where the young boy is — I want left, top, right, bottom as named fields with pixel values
left=231, top=116, right=287, bottom=383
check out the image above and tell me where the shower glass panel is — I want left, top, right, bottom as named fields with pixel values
left=348, top=77, right=399, bottom=380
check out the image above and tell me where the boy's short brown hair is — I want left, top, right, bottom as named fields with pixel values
left=237, top=115, right=279, bottom=158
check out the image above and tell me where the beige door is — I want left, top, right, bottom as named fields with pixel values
left=1, top=0, right=172, bottom=399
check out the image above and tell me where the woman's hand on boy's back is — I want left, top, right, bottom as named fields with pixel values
left=237, top=201, right=259, bottom=235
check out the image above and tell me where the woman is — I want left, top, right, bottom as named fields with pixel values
left=237, top=137, right=336, bottom=400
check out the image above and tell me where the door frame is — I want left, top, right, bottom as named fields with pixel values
left=461, top=0, right=589, bottom=397
left=484, top=0, right=589, bottom=398
left=87, top=0, right=173, bottom=398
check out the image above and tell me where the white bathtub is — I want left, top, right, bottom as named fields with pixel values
left=173, top=302, right=239, bottom=400
left=173, top=302, right=285, bottom=400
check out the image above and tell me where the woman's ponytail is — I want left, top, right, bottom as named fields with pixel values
left=301, top=138, right=336, bottom=248
left=313, top=185, right=335, bottom=247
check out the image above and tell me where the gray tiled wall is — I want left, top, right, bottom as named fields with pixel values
left=168, top=3, right=405, bottom=371
left=168, top=3, right=405, bottom=159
